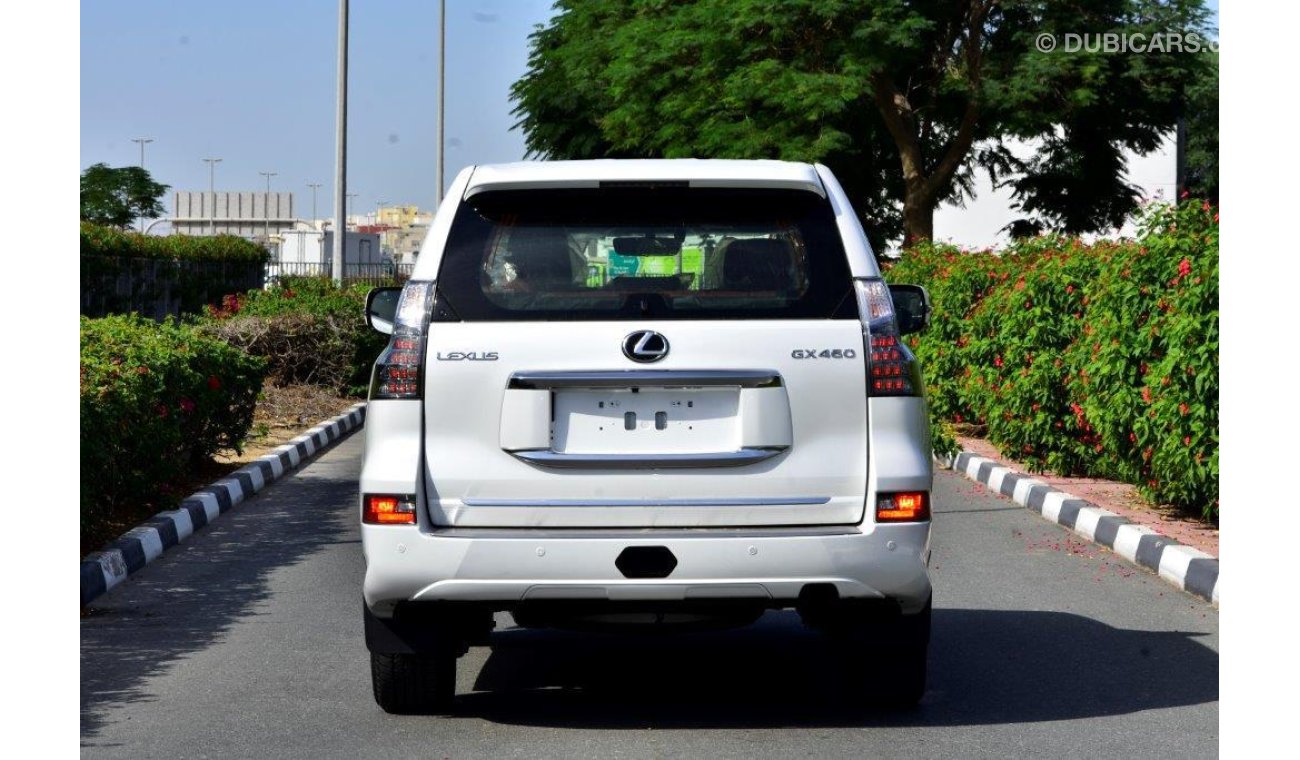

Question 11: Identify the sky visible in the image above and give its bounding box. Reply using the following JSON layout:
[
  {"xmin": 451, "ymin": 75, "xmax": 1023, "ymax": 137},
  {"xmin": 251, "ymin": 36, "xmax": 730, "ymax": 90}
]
[
  {"xmin": 81, "ymin": 0, "xmax": 557, "ymax": 220},
  {"xmin": 81, "ymin": 0, "xmax": 1218, "ymax": 224}
]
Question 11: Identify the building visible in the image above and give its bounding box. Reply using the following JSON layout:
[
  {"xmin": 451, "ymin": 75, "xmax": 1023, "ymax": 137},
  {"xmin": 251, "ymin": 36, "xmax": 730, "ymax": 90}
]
[
  {"xmin": 274, "ymin": 228, "xmax": 385, "ymax": 277},
  {"xmin": 171, "ymin": 191, "xmax": 299, "ymax": 240}
]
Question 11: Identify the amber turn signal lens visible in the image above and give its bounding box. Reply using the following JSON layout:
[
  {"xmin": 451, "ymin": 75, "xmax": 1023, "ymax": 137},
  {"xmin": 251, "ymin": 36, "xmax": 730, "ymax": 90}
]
[
  {"xmin": 876, "ymin": 491, "xmax": 929, "ymax": 522},
  {"xmin": 363, "ymin": 494, "xmax": 417, "ymax": 525}
]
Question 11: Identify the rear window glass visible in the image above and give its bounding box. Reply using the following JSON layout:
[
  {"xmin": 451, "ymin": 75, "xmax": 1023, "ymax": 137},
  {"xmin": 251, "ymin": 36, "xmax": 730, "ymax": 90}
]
[{"xmin": 434, "ymin": 187, "xmax": 855, "ymax": 320}]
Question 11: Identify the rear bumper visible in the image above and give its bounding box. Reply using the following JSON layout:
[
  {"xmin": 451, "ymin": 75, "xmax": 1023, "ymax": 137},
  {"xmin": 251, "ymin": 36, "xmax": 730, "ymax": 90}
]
[{"xmin": 362, "ymin": 522, "xmax": 932, "ymax": 617}]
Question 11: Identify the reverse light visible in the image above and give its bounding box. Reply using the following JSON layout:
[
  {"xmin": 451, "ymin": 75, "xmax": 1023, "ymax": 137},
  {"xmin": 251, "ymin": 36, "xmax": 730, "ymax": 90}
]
[
  {"xmin": 876, "ymin": 491, "xmax": 930, "ymax": 522},
  {"xmin": 370, "ymin": 282, "xmax": 436, "ymax": 400},
  {"xmin": 855, "ymin": 278, "xmax": 922, "ymax": 397},
  {"xmin": 363, "ymin": 494, "xmax": 417, "ymax": 525}
]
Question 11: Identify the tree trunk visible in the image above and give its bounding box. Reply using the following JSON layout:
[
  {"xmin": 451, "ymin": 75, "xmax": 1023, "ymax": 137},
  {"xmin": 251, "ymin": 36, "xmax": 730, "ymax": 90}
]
[{"xmin": 901, "ymin": 193, "xmax": 935, "ymax": 248}]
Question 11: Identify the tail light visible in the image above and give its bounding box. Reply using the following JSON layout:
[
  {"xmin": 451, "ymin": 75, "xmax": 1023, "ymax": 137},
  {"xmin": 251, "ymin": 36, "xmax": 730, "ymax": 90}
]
[
  {"xmin": 370, "ymin": 282, "xmax": 436, "ymax": 400},
  {"xmin": 876, "ymin": 491, "xmax": 929, "ymax": 522},
  {"xmin": 855, "ymin": 278, "xmax": 923, "ymax": 397},
  {"xmin": 363, "ymin": 494, "xmax": 417, "ymax": 525}
]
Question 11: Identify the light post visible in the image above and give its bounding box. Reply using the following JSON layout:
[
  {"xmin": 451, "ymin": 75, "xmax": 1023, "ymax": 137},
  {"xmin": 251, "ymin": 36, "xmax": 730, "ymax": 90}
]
[
  {"xmin": 436, "ymin": 0, "xmax": 445, "ymax": 209},
  {"xmin": 333, "ymin": 0, "xmax": 349, "ymax": 285},
  {"xmin": 202, "ymin": 157, "xmax": 222, "ymax": 235},
  {"xmin": 132, "ymin": 137, "xmax": 155, "ymax": 231},
  {"xmin": 260, "ymin": 171, "xmax": 278, "ymax": 239},
  {"xmin": 307, "ymin": 182, "xmax": 322, "ymax": 226}
]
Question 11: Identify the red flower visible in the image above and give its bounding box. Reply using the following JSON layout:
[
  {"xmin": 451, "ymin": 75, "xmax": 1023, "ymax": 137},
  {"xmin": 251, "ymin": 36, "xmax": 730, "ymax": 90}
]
[
  {"xmin": 1141, "ymin": 387, "xmax": 1152, "ymax": 403},
  {"xmin": 1179, "ymin": 403, "xmax": 1189, "ymax": 416},
  {"xmin": 1094, "ymin": 443, "xmax": 1103, "ymax": 453},
  {"xmin": 994, "ymin": 355, "xmax": 1004, "ymax": 368},
  {"xmin": 155, "ymin": 403, "xmax": 169, "ymax": 419},
  {"xmin": 1178, "ymin": 258, "xmax": 1192, "ymax": 277},
  {"xmin": 1183, "ymin": 436, "xmax": 1192, "ymax": 446},
  {"xmin": 1129, "ymin": 432, "xmax": 1137, "ymax": 443},
  {"xmin": 1201, "ymin": 201, "xmax": 1211, "ymax": 212},
  {"xmin": 1065, "ymin": 285, "xmax": 1074, "ymax": 294},
  {"xmin": 1180, "ymin": 190, "xmax": 1189, "ymax": 199},
  {"xmin": 208, "ymin": 375, "xmax": 222, "ymax": 391},
  {"xmin": 135, "ymin": 366, "xmax": 149, "ymax": 375},
  {"xmin": 179, "ymin": 398, "xmax": 196, "ymax": 414}
]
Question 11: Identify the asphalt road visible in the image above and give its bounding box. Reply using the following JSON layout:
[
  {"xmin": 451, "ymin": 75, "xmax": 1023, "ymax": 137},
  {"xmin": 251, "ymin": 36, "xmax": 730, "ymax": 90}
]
[{"xmin": 81, "ymin": 434, "xmax": 1218, "ymax": 759}]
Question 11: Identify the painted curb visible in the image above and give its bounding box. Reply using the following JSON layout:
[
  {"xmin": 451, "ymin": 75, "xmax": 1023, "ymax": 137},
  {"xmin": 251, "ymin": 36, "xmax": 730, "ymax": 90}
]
[
  {"xmin": 80, "ymin": 402, "xmax": 367, "ymax": 607},
  {"xmin": 938, "ymin": 451, "xmax": 1219, "ymax": 606}
]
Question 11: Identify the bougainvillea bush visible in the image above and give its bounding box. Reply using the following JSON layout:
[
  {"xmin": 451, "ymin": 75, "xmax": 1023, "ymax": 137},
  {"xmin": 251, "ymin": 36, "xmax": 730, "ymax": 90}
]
[
  {"xmin": 199, "ymin": 276, "xmax": 387, "ymax": 397},
  {"xmin": 886, "ymin": 199, "xmax": 1218, "ymax": 520},
  {"xmin": 80, "ymin": 315, "xmax": 266, "ymax": 544}
]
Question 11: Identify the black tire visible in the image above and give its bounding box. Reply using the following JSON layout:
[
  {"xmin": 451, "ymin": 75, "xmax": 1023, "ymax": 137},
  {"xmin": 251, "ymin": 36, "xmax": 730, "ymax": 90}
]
[
  {"xmin": 370, "ymin": 650, "xmax": 456, "ymax": 715},
  {"xmin": 820, "ymin": 597, "xmax": 931, "ymax": 708},
  {"xmin": 874, "ymin": 599, "xmax": 930, "ymax": 708}
]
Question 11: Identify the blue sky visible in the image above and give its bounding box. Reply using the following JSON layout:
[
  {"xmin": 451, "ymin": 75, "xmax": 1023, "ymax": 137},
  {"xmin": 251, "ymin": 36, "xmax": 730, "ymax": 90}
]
[
  {"xmin": 81, "ymin": 0, "xmax": 1218, "ymax": 220},
  {"xmin": 81, "ymin": 0, "xmax": 556, "ymax": 218}
]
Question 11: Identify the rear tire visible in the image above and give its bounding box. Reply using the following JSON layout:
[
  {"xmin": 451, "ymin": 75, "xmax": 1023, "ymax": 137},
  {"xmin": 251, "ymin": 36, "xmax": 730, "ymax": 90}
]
[
  {"xmin": 820, "ymin": 597, "xmax": 931, "ymax": 708},
  {"xmin": 370, "ymin": 650, "xmax": 456, "ymax": 715}
]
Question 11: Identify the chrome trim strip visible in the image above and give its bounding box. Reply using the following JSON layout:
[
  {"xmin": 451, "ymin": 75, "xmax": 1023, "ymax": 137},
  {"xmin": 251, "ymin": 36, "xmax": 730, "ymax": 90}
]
[
  {"xmin": 508, "ymin": 369, "xmax": 782, "ymax": 389},
  {"xmin": 426, "ymin": 525, "xmax": 861, "ymax": 539},
  {"xmin": 462, "ymin": 496, "xmax": 830, "ymax": 507},
  {"xmin": 512, "ymin": 447, "xmax": 786, "ymax": 469}
]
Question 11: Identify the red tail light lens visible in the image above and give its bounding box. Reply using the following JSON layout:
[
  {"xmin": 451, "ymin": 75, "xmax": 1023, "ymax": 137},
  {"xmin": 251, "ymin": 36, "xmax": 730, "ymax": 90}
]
[
  {"xmin": 855, "ymin": 279, "xmax": 922, "ymax": 397},
  {"xmin": 876, "ymin": 491, "xmax": 929, "ymax": 522},
  {"xmin": 363, "ymin": 494, "xmax": 417, "ymax": 525},
  {"xmin": 370, "ymin": 282, "xmax": 435, "ymax": 400}
]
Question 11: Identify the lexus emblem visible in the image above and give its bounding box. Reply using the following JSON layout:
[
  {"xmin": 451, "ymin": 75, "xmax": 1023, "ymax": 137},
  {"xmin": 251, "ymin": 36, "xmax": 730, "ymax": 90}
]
[{"xmin": 622, "ymin": 330, "xmax": 669, "ymax": 363}]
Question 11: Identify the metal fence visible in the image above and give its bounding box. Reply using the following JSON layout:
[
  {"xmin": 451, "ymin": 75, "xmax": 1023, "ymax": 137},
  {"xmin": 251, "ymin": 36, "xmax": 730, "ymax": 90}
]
[
  {"xmin": 264, "ymin": 261, "xmax": 415, "ymax": 287},
  {"xmin": 81, "ymin": 255, "xmax": 266, "ymax": 320},
  {"xmin": 81, "ymin": 256, "xmax": 418, "ymax": 320}
]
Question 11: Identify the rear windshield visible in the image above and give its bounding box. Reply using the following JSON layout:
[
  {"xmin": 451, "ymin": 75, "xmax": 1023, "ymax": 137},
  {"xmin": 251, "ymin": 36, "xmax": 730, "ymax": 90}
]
[{"xmin": 434, "ymin": 187, "xmax": 855, "ymax": 321}]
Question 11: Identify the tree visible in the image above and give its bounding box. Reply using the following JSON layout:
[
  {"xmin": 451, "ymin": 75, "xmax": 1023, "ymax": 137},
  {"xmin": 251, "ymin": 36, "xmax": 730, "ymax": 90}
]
[
  {"xmin": 1181, "ymin": 50, "xmax": 1217, "ymax": 202},
  {"xmin": 511, "ymin": 0, "xmax": 1212, "ymax": 250},
  {"xmin": 80, "ymin": 163, "xmax": 169, "ymax": 229}
]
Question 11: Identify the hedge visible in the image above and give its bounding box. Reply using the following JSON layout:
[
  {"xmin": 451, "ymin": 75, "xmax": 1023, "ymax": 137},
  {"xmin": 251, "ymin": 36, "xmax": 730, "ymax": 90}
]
[
  {"xmin": 81, "ymin": 221, "xmax": 270, "ymax": 262},
  {"xmin": 885, "ymin": 200, "xmax": 1218, "ymax": 520},
  {"xmin": 199, "ymin": 276, "xmax": 388, "ymax": 397},
  {"xmin": 80, "ymin": 315, "xmax": 267, "ymax": 542}
]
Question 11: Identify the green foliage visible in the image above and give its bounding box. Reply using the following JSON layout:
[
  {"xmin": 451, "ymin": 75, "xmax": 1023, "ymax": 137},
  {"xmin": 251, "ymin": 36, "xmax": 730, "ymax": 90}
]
[
  {"xmin": 512, "ymin": 0, "xmax": 1213, "ymax": 247},
  {"xmin": 80, "ymin": 316, "xmax": 266, "ymax": 541},
  {"xmin": 80, "ymin": 163, "xmax": 170, "ymax": 228},
  {"xmin": 887, "ymin": 200, "xmax": 1218, "ymax": 519},
  {"xmin": 81, "ymin": 223, "xmax": 271, "ymax": 319},
  {"xmin": 199, "ymin": 277, "xmax": 387, "ymax": 397},
  {"xmin": 1183, "ymin": 50, "xmax": 1218, "ymax": 201},
  {"xmin": 81, "ymin": 222, "xmax": 270, "ymax": 262}
]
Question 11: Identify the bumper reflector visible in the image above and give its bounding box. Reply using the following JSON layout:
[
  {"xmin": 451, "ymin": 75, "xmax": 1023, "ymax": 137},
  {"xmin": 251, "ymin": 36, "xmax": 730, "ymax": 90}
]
[
  {"xmin": 364, "ymin": 494, "xmax": 417, "ymax": 525},
  {"xmin": 876, "ymin": 491, "xmax": 929, "ymax": 522}
]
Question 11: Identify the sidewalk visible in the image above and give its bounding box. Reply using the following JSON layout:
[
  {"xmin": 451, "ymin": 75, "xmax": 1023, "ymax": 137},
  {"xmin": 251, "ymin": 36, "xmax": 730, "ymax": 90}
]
[{"xmin": 956, "ymin": 435, "xmax": 1218, "ymax": 558}]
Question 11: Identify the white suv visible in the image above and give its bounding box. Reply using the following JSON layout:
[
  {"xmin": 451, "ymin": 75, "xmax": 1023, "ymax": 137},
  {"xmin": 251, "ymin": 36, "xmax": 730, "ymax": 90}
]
[{"xmin": 360, "ymin": 159, "xmax": 934, "ymax": 714}]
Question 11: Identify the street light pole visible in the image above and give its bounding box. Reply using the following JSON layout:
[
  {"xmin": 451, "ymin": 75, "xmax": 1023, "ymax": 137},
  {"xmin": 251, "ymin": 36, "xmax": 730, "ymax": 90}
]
[
  {"xmin": 259, "ymin": 171, "xmax": 278, "ymax": 239},
  {"xmin": 332, "ymin": 0, "xmax": 349, "ymax": 285},
  {"xmin": 202, "ymin": 157, "xmax": 222, "ymax": 235},
  {"xmin": 307, "ymin": 182, "xmax": 322, "ymax": 226},
  {"xmin": 436, "ymin": 0, "xmax": 445, "ymax": 210},
  {"xmin": 132, "ymin": 137, "xmax": 155, "ymax": 231}
]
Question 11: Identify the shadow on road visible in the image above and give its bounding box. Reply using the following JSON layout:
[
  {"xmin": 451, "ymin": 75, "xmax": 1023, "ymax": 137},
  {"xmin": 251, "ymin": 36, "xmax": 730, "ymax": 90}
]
[
  {"xmin": 80, "ymin": 468, "xmax": 359, "ymax": 741},
  {"xmin": 462, "ymin": 607, "xmax": 1217, "ymax": 728}
]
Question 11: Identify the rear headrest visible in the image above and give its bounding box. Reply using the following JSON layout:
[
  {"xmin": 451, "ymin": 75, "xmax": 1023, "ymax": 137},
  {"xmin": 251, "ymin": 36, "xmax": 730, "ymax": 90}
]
[
  {"xmin": 722, "ymin": 238, "xmax": 793, "ymax": 291},
  {"xmin": 509, "ymin": 227, "xmax": 573, "ymax": 284}
]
